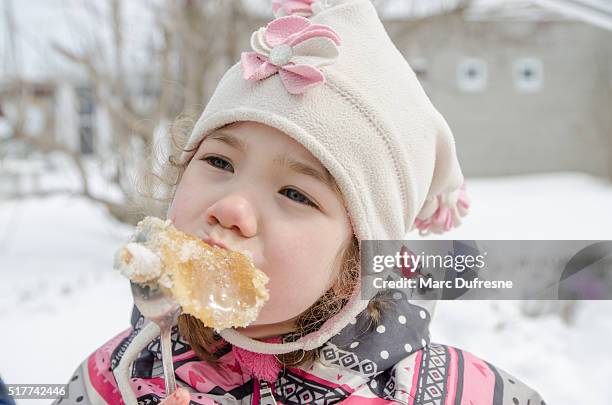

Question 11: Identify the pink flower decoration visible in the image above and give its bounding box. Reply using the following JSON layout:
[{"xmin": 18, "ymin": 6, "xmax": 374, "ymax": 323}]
[
  {"xmin": 272, "ymin": 0, "xmax": 321, "ymax": 17},
  {"xmin": 240, "ymin": 15, "xmax": 341, "ymax": 95}
]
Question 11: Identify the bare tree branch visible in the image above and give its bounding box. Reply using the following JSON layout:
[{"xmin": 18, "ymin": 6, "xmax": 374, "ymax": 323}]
[{"xmin": 3, "ymin": 0, "xmax": 279, "ymax": 223}]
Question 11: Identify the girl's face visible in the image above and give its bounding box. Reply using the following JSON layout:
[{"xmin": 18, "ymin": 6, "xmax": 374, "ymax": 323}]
[{"xmin": 168, "ymin": 121, "xmax": 353, "ymax": 339}]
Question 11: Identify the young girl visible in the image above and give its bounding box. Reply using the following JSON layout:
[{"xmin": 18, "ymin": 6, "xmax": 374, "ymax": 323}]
[{"xmin": 56, "ymin": 1, "xmax": 545, "ymax": 404}]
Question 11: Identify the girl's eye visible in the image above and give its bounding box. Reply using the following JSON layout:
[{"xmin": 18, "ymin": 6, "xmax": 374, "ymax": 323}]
[
  {"xmin": 280, "ymin": 188, "xmax": 318, "ymax": 208},
  {"xmin": 202, "ymin": 156, "xmax": 234, "ymax": 172}
]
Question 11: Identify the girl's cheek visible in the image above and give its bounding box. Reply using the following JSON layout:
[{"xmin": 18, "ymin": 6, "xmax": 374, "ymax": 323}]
[
  {"xmin": 171, "ymin": 176, "xmax": 210, "ymax": 225},
  {"xmin": 266, "ymin": 245, "xmax": 314, "ymax": 281},
  {"xmin": 168, "ymin": 195, "xmax": 190, "ymax": 227},
  {"xmin": 270, "ymin": 249, "xmax": 330, "ymax": 299},
  {"xmin": 267, "ymin": 226, "xmax": 337, "ymax": 278}
]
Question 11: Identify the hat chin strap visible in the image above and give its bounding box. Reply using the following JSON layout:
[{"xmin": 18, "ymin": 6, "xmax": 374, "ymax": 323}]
[
  {"xmin": 219, "ymin": 290, "xmax": 370, "ymax": 355},
  {"xmin": 116, "ymin": 322, "xmax": 161, "ymax": 405}
]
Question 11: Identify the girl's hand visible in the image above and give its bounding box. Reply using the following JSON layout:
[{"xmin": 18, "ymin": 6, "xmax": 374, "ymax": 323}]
[{"xmin": 159, "ymin": 387, "xmax": 191, "ymax": 405}]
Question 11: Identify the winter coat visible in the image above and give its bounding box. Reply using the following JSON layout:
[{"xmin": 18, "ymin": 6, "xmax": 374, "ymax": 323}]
[
  {"xmin": 0, "ymin": 377, "xmax": 16, "ymax": 405},
  {"xmin": 54, "ymin": 290, "xmax": 546, "ymax": 405}
]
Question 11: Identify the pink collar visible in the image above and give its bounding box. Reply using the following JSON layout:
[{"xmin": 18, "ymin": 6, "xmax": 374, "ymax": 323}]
[{"xmin": 231, "ymin": 336, "xmax": 283, "ymax": 384}]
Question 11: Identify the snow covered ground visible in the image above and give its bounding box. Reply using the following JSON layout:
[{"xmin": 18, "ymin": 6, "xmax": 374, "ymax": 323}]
[{"xmin": 1, "ymin": 172, "xmax": 611, "ymax": 404}]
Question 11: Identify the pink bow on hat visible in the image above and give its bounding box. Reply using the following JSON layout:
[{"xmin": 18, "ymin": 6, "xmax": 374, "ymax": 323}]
[
  {"xmin": 272, "ymin": 0, "xmax": 319, "ymax": 17},
  {"xmin": 241, "ymin": 15, "xmax": 341, "ymax": 95}
]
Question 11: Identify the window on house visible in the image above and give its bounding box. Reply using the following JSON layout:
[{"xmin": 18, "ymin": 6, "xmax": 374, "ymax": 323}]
[
  {"xmin": 77, "ymin": 86, "xmax": 96, "ymax": 155},
  {"xmin": 513, "ymin": 58, "xmax": 543, "ymax": 93},
  {"xmin": 32, "ymin": 83, "xmax": 54, "ymax": 98},
  {"xmin": 457, "ymin": 58, "xmax": 487, "ymax": 92},
  {"xmin": 79, "ymin": 124, "xmax": 94, "ymax": 155}
]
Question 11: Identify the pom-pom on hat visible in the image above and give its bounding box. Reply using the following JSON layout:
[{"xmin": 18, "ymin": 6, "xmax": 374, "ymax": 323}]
[{"xmin": 171, "ymin": 0, "xmax": 470, "ymax": 354}]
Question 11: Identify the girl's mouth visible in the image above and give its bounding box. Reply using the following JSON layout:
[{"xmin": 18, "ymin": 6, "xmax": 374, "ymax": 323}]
[
  {"xmin": 193, "ymin": 229, "xmax": 228, "ymax": 250},
  {"xmin": 194, "ymin": 229, "xmax": 259, "ymax": 266},
  {"xmin": 202, "ymin": 237, "xmax": 228, "ymax": 250}
]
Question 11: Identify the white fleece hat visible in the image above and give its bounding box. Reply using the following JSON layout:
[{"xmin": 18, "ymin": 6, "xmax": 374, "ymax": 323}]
[{"xmin": 170, "ymin": 0, "xmax": 470, "ymax": 355}]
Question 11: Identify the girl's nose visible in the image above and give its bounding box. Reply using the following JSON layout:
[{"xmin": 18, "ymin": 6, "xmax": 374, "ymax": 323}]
[{"xmin": 205, "ymin": 194, "xmax": 258, "ymax": 238}]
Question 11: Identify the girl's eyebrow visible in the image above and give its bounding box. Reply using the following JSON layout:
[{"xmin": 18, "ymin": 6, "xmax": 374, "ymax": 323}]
[
  {"xmin": 273, "ymin": 155, "xmax": 336, "ymax": 192},
  {"xmin": 207, "ymin": 131, "xmax": 247, "ymax": 153},
  {"xmin": 207, "ymin": 130, "xmax": 337, "ymax": 192}
]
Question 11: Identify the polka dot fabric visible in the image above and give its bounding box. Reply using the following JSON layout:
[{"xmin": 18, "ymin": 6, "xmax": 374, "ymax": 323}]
[{"xmin": 319, "ymin": 289, "xmax": 431, "ymax": 377}]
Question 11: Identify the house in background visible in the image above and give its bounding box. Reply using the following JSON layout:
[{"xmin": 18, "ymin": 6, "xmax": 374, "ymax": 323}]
[
  {"xmin": 0, "ymin": 0, "xmax": 161, "ymax": 195},
  {"xmin": 383, "ymin": 0, "xmax": 612, "ymax": 178},
  {"xmin": 2, "ymin": 0, "xmax": 611, "ymax": 183},
  {"xmin": 0, "ymin": 0, "xmax": 100, "ymax": 175}
]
